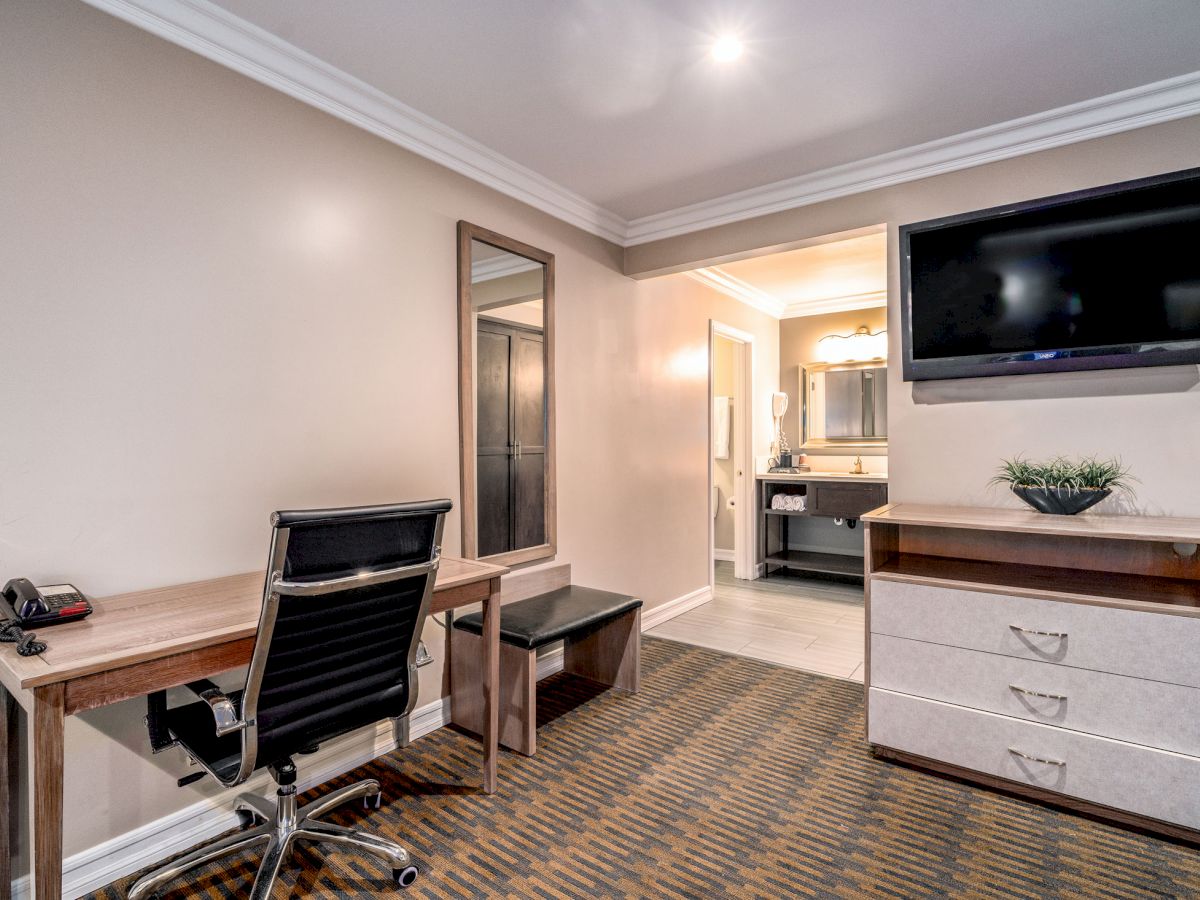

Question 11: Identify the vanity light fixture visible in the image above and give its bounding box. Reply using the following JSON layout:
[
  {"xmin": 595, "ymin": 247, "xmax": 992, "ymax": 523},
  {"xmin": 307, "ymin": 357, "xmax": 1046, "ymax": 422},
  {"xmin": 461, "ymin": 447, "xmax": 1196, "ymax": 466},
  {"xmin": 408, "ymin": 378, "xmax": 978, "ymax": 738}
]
[
  {"xmin": 817, "ymin": 326, "xmax": 887, "ymax": 364},
  {"xmin": 711, "ymin": 34, "xmax": 743, "ymax": 62}
]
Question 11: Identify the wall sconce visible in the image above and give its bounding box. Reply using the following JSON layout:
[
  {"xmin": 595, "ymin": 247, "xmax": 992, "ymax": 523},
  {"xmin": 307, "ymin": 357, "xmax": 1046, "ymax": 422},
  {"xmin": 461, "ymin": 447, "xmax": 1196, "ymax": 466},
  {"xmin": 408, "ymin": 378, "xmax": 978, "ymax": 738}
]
[{"xmin": 816, "ymin": 326, "xmax": 887, "ymax": 364}]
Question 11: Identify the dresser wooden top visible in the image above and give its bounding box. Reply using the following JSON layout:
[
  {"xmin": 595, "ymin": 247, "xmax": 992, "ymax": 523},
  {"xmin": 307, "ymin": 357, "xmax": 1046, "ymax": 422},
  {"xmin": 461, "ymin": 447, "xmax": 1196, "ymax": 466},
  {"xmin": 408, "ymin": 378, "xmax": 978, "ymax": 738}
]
[{"xmin": 863, "ymin": 503, "xmax": 1200, "ymax": 544}]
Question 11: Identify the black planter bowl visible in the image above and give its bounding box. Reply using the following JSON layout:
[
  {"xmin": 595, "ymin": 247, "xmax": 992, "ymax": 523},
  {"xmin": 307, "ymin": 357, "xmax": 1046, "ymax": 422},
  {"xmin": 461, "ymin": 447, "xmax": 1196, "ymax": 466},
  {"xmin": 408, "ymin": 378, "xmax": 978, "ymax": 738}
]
[{"xmin": 1011, "ymin": 485, "xmax": 1111, "ymax": 515}]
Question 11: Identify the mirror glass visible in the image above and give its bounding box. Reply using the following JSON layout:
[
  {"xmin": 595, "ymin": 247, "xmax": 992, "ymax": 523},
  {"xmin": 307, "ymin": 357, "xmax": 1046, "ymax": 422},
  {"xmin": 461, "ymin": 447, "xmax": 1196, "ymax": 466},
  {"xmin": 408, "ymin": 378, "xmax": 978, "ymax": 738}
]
[
  {"xmin": 802, "ymin": 364, "xmax": 887, "ymax": 446},
  {"xmin": 459, "ymin": 225, "xmax": 555, "ymax": 564}
]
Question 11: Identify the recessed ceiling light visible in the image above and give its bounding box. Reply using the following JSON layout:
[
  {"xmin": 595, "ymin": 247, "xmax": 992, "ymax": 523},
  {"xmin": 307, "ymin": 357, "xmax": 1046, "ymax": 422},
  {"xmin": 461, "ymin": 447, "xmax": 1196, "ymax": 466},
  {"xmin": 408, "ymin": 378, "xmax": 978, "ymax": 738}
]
[{"xmin": 711, "ymin": 35, "xmax": 743, "ymax": 63}]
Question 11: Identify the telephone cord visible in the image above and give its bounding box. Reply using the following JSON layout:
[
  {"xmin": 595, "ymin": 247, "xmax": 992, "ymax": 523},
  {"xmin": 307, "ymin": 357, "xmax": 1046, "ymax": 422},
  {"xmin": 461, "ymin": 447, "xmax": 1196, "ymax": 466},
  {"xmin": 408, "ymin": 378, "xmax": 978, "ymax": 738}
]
[{"xmin": 0, "ymin": 619, "xmax": 47, "ymax": 656}]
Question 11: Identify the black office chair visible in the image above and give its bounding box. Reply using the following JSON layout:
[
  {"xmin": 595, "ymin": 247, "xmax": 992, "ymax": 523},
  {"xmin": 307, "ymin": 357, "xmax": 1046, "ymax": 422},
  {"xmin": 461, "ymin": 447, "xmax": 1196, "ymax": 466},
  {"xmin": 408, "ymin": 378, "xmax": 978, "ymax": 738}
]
[{"xmin": 129, "ymin": 500, "xmax": 451, "ymax": 900}]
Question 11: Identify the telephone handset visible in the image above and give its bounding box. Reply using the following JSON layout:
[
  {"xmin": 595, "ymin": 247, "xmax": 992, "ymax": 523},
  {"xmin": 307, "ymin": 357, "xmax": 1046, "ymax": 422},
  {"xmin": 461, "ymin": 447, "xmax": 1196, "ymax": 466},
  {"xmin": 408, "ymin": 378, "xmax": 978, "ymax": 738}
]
[{"xmin": 1, "ymin": 579, "xmax": 93, "ymax": 628}]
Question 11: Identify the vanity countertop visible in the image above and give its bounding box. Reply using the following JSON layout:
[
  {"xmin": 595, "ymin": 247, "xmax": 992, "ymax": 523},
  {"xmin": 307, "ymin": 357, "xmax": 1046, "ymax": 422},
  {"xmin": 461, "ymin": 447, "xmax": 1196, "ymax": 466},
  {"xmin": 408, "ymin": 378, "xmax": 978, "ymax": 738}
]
[{"xmin": 757, "ymin": 471, "xmax": 888, "ymax": 484}]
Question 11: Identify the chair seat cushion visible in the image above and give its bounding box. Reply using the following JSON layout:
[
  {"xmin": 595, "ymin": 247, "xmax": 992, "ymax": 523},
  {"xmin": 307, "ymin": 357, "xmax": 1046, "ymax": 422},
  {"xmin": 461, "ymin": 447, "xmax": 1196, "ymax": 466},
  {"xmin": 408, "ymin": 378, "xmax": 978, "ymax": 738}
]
[
  {"xmin": 453, "ymin": 586, "xmax": 642, "ymax": 651},
  {"xmin": 166, "ymin": 691, "xmax": 245, "ymax": 783}
]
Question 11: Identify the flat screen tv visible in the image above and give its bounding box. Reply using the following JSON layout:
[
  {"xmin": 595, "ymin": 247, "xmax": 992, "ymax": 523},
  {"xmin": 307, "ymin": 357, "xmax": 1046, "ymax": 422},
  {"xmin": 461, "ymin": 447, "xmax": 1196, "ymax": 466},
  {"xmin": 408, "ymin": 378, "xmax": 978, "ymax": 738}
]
[{"xmin": 899, "ymin": 167, "xmax": 1200, "ymax": 381}]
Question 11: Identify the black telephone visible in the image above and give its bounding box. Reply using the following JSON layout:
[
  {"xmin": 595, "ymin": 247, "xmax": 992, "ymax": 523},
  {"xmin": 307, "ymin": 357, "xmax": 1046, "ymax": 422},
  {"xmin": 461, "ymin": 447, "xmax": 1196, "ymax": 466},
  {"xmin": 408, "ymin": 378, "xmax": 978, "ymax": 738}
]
[{"xmin": 2, "ymin": 578, "xmax": 93, "ymax": 628}]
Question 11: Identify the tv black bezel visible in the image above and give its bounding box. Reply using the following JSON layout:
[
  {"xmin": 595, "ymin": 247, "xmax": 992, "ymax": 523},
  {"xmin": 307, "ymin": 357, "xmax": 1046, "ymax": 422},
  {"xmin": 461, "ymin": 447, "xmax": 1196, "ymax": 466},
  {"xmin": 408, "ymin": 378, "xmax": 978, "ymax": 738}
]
[{"xmin": 898, "ymin": 166, "xmax": 1200, "ymax": 382}]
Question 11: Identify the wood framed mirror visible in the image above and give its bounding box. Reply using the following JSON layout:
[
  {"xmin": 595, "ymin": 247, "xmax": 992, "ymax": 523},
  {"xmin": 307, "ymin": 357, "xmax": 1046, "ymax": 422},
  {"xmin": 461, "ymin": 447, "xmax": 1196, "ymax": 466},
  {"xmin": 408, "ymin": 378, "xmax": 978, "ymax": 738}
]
[
  {"xmin": 457, "ymin": 221, "xmax": 556, "ymax": 565},
  {"xmin": 800, "ymin": 360, "xmax": 888, "ymax": 450}
]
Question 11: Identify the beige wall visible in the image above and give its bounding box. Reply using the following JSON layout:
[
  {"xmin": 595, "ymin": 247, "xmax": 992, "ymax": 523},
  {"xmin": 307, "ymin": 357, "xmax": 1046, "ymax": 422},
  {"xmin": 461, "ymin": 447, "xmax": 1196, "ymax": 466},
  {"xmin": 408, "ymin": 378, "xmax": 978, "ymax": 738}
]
[
  {"xmin": 779, "ymin": 307, "xmax": 888, "ymax": 457},
  {"xmin": 630, "ymin": 116, "xmax": 1200, "ymax": 515},
  {"xmin": 713, "ymin": 336, "xmax": 736, "ymax": 552},
  {"xmin": 567, "ymin": 275, "xmax": 781, "ymax": 587},
  {"xmin": 1, "ymin": 0, "xmax": 778, "ymax": 863}
]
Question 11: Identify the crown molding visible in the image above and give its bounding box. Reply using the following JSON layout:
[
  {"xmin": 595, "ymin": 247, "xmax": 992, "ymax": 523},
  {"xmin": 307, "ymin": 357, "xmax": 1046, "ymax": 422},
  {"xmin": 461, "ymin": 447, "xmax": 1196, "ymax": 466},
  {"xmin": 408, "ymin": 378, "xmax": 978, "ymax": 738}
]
[
  {"xmin": 81, "ymin": 0, "xmax": 628, "ymax": 245},
  {"xmin": 79, "ymin": 1, "xmax": 1200, "ymax": 252},
  {"xmin": 685, "ymin": 267, "xmax": 786, "ymax": 318},
  {"xmin": 470, "ymin": 254, "xmax": 542, "ymax": 282},
  {"xmin": 689, "ymin": 268, "xmax": 887, "ymax": 320},
  {"xmin": 781, "ymin": 290, "xmax": 888, "ymax": 319},
  {"xmin": 624, "ymin": 71, "xmax": 1200, "ymax": 246}
]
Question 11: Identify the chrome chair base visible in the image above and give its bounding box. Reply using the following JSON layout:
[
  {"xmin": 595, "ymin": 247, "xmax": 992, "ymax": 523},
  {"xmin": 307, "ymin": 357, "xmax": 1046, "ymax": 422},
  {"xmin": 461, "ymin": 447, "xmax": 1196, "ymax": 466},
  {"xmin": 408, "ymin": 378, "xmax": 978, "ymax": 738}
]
[{"xmin": 127, "ymin": 778, "xmax": 418, "ymax": 900}]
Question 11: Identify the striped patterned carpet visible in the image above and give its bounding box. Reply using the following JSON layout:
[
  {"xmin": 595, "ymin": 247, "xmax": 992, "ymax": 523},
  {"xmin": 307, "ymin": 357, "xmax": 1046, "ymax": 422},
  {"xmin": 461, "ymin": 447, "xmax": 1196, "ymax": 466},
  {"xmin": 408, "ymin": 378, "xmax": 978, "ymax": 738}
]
[{"xmin": 87, "ymin": 638, "xmax": 1200, "ymax": 899}]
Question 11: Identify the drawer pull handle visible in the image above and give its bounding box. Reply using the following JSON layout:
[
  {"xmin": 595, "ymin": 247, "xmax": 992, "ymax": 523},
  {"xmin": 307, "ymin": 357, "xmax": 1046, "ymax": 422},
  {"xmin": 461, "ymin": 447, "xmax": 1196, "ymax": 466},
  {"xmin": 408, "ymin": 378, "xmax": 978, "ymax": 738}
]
[
  {"xmin": 1009, "ymin": 625, "xmax": 1068, "ymax": 639},
  {"xmin": 1009, "ymin": 684, "xmax": 1068, "ymax": 701},
  {"xmin": 1009, "ymin": 747, "xmax": 1066, "ymax": 767}
]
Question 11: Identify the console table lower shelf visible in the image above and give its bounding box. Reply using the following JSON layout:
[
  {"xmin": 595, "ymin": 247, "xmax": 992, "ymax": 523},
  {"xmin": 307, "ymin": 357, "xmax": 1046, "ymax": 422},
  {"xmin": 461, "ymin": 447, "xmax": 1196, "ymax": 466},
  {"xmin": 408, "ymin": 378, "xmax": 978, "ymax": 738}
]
[
  {"xmin": 763, "ymin": 549, "xmax": 864, "ymax": 578},
  {"xmin": 862, "ymin": 502, "xmax": 1200, "ymax": 845}
]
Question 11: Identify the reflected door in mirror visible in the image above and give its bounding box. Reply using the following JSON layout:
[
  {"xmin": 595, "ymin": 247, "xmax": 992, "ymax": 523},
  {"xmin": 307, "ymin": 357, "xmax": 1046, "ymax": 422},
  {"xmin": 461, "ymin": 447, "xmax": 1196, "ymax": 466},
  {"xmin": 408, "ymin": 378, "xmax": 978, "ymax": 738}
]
[
  {"xmin": 475, "ymin": 320, "xmax": 545, "ymax": 556},
  {"xmin": 823, "ymin": 367, "xmax": 887, "ymax": 439}
]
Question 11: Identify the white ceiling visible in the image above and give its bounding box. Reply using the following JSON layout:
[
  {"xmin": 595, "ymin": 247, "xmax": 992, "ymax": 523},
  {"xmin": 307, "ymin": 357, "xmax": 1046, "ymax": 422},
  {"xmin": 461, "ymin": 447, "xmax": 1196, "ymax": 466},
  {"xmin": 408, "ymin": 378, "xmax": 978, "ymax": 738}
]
[{"xmin": 92, "ymin": 0, "xmax": 1200, "ymax": 245}]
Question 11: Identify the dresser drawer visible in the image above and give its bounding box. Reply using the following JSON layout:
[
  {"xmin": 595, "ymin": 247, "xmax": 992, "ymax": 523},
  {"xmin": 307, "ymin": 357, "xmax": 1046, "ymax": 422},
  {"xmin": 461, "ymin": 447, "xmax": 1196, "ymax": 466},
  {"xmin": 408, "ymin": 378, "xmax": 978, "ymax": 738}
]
[
  {"xmin": 871, "ymin": 633, "xmax": 1200, "ymax": 756},
  {"xmin": 869, "ymin": 578, "xmax": 1200, "ymax": 688},
  {"xmin": 869, "ymin": 688, "xmax": 1200, "ymax": 830}
]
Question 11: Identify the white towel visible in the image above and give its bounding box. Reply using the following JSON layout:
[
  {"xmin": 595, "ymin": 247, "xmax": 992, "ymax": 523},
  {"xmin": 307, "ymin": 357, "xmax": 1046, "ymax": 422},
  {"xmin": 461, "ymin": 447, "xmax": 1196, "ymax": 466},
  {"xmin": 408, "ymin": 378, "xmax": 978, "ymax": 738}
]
[
  {"xmin": 713, "ymin": 396, "xmax": 731, "ymax": 459},
  {"xmin": 771, "ymin": 494, "xmax": 805, "ymax": 512}
]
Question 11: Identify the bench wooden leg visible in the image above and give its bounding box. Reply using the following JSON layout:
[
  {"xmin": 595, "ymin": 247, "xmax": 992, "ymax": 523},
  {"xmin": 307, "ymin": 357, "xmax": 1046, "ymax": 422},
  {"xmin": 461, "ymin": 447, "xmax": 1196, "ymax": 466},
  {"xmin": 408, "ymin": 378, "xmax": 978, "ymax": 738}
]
[
  {"xmin": 563, "ymin": 608, "xmax": 641, "ymax": 693},
  {"xmin": 450, "ymin": 629, "xmax": 537, "ymax": 756}
]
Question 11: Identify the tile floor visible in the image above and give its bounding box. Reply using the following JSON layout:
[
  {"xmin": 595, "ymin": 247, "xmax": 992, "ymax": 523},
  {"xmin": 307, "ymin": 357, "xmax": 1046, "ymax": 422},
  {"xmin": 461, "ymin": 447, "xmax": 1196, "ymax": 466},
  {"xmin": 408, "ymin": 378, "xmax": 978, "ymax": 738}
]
[{"xmin": 647, "ymin": 561, "xmax": 865, "ymax": 681}]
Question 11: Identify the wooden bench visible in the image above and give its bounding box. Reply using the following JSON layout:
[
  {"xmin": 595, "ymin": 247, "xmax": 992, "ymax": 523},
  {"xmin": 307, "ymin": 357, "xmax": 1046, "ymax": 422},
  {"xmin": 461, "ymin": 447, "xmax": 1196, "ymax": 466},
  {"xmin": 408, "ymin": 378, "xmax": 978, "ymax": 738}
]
[{"xmin": 449, "ymin": 566, "xmax": 642, "ymax": 755}]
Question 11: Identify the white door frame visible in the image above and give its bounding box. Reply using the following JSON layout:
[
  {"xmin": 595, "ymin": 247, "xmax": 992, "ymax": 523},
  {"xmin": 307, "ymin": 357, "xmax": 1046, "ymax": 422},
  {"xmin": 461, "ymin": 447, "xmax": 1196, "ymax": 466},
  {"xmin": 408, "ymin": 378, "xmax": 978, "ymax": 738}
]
[{"xmin": 709, "ymin": 320, "xmax": 757, "ymax": 588}]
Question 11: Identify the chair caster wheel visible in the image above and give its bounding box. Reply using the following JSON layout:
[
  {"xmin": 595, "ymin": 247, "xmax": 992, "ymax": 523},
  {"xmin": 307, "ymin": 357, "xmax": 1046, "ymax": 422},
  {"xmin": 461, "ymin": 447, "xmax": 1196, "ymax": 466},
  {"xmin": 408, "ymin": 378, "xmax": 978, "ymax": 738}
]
[
  {"xmin": 394, "ymin": 865, "xmax": 419, "ymax": 888},
  {"xmin": 364, "ymin": 792, "xmax": 382, "ymax": 809}
]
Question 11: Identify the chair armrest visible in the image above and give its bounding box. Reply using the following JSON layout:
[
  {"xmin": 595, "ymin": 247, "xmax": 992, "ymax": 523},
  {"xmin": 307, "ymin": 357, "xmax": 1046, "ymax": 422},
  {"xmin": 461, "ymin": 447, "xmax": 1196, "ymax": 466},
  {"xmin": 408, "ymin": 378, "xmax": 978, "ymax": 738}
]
[{"xmin": 185, "ymin": 679, "xmax": 247, "ymax": 737}]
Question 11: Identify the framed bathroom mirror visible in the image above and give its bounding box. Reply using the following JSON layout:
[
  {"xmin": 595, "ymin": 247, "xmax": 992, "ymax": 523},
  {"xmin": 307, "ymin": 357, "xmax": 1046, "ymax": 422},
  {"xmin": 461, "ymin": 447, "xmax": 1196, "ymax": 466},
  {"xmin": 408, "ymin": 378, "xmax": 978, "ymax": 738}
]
[
  {"xmin": 457, "ymin": 221, "xmax": 556, "ymax": 565},
  {"xmin": 800, "ymin": 362, "xmax": 888, "ymax": 449}
]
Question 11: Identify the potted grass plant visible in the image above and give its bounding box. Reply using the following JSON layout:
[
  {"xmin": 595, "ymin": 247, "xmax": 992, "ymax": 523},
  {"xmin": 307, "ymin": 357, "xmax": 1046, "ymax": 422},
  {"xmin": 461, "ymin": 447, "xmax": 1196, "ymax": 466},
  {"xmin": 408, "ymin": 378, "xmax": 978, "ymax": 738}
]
[{"xmin": 991, "ymin": 455, "xmax": 1135, "ymax": 515}]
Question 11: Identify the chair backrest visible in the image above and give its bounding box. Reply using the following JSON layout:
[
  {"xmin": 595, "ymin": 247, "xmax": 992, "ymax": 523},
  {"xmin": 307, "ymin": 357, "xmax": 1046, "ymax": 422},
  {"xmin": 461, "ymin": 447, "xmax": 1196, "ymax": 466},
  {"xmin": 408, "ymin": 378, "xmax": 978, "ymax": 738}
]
[{"xmin": 239, "ymin": 500, "xmax": 450, "ymax": 775}]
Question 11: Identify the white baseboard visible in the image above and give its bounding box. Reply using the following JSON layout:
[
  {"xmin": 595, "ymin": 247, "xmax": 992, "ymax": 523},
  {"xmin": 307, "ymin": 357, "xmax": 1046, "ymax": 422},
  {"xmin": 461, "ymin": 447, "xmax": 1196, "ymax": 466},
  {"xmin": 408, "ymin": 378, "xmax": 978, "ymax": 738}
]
[
  {"xmin": 13, "ymin": 697, "xmax": 452, "ymax": 900},
  {"xmin": 19, "ymin": 582, "xmax": 710, "ymax": 898},
  {"xmin": 712, "ymin": 548, "xmax": 735, "ymax": 562},
  {"xmin": 536, "ymin": 645, "xmax": 564, "ymax": 680},
  {"xmin": 641, "ymin": 585, "xmax": 713, "ymax": 631}
]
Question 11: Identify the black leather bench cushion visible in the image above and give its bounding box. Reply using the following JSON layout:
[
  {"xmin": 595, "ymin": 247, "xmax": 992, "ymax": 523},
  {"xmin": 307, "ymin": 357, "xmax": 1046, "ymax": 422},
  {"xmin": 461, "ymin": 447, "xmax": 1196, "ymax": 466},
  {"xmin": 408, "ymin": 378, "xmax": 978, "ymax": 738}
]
[{"xmin": 453, "ymin": 586, "xmax": 642, "ymax": 651}]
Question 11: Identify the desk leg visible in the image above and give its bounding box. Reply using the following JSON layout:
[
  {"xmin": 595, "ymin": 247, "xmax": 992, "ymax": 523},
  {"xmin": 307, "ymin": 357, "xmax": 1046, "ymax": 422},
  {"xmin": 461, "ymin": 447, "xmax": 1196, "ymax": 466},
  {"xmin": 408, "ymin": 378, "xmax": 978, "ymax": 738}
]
[
  {"xmin": 481, "ymin": 577, "xmax": 501, "ymax": 794},
  {"xmin": 27, "ymin": 685, "xmax": 64, "ymax": 900},
  {"xmin": 0, "ymin": 685, "xmax": 11, "ymax": 900}
]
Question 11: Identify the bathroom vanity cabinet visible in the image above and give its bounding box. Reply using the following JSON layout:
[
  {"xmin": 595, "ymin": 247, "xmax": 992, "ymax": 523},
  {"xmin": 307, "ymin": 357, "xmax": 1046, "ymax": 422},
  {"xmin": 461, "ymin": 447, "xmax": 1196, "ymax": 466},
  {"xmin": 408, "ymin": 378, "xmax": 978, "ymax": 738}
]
[{"xmin": 758, "ymin": 473, "xmax": 888, "ymax": 579}]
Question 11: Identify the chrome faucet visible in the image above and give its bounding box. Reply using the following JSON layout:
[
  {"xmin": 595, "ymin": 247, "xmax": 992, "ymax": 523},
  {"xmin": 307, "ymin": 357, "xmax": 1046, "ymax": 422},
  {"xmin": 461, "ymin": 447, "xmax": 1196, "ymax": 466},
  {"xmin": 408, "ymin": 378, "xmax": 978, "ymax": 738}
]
[{"xmin": 850, "ymin": 455, "xmax": 863, "ymax": 475}]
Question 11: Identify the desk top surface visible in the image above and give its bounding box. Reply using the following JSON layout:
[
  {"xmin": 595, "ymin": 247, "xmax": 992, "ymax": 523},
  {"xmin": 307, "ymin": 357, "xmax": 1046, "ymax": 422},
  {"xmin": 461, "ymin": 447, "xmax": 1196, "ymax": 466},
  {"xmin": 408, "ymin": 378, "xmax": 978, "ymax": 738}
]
[{"xmin": 0, "ymin": 555, "xmax": 506, "ymax": 691}]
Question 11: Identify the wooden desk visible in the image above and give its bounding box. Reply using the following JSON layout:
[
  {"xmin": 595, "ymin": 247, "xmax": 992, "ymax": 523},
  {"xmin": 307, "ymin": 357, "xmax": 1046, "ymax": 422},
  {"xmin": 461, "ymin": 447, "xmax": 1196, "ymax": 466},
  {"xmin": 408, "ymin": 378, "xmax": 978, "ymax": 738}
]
[{"xmin": 0, "ymin": 555, "xmax": 506, "ymax": 900}]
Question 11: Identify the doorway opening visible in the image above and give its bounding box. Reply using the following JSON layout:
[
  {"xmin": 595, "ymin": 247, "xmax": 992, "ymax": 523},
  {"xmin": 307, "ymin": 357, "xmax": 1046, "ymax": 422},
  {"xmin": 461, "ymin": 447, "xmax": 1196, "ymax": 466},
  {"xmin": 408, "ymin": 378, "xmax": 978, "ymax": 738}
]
[
  {"xmin": 652, "ymin": 230, "xmax": 889, "ymax": 682},
  {"xmin": 709, "ymin": 321, "xmax": 756, "ymax": 588}
]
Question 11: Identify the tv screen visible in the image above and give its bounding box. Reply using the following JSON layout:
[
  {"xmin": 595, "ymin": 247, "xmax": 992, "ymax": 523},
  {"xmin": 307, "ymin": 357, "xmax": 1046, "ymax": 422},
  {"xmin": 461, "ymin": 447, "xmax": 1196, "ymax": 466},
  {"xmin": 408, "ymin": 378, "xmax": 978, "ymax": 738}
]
[{"xmin": 900, "ymin": 167, "xmax": 1200, "ymax": 381}]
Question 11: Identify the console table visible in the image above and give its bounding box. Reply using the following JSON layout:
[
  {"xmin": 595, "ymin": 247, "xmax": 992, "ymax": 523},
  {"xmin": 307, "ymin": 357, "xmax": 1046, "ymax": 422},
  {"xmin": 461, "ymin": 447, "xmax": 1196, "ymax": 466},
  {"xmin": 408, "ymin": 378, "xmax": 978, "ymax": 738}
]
[
  {"xmin": 863, "ymin": 503, "xmax": 1200, "ymax": 842},
  {"xmin": 758, "ymin": 473, "xmax": 887, "ymax": 579}
]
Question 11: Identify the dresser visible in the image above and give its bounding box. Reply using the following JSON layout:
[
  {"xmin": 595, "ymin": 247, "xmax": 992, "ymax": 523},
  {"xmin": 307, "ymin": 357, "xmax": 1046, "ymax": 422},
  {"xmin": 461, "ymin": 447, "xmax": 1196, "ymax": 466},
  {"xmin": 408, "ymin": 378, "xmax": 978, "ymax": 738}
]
[{"xmin": 862, "ymin": 503, "xmax": 1200, "ymax": 842}]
